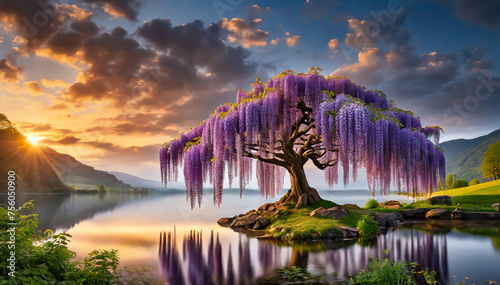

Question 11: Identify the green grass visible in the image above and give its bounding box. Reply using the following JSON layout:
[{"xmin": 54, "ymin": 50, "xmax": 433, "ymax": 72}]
[
  {"xmin": 423, "ymin": 179, "xmax": 500, "ymax": 211},
  {"xmin": 267, "ymin": 200, "xmax": 362, "ymax": 239}
]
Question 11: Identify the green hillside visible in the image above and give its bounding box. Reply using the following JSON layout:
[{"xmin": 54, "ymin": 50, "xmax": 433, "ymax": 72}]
[
  {"xmin": 432, "ymin": 180, "xmax": 500, "ymax": 208},
  {"xmin": 441, "ymin": 129, "xmax": 500, "ymax": 182},
  {"xmin": 0, "ymin": 114, "xmax": 131, "ymax": 192}
]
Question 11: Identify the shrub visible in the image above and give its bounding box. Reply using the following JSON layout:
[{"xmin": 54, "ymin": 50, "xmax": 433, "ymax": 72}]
[
  {"xmin": 351, "ymin": 252, "xmax": 437, "ymax": 284},
  {"xmin": 1, "ymin": 201, "xmax": 119, "ymax": 284},
  {"xmin": 452, "ymin": 179, "xmax": 469, "ymax": 189},
  {"xmin": 357, "ymin": 214, "xmax": 379, "ymax": 237},
  {"xmin": 470, "ymin": 178, "xmax": 480, "ymax": 185},
  {"xmin": 365, "ymin": 199, "xmax": 379, "ymax": 209}
]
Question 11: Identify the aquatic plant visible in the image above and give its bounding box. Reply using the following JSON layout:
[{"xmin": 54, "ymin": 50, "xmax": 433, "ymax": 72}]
[{"xmin": 160, "ymin": 70, "xmax": 445, "ymax": 208}]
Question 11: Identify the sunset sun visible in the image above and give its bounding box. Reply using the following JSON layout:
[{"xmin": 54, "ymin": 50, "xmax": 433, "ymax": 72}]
[{"xmin": 26, "ymin": 135, "xmax": 41, "ymax": 145}]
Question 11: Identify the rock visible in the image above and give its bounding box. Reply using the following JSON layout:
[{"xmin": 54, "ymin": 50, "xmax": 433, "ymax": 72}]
[
  {"xmin": 492, "ymin": 203, "xmax": 500, "ymax": 212},
  {"xmin": 230, "ymin": 212, "xmax": 260, "ymax": 227},
  {"xmin": 340, "ymin": 226, "xmax": 359, "ymax": 238},
  {"xmin": 217, "ymin": 217, "xmax": 234, "ymax": 226},
  {"xmin": 309, "ymin": 207, "xmax": 325, "ymax": 217},
  {"xmin": 413, "ymin": 208, "xmax": 429, "ymax": 219},
  {"xmin": 462, "ymin": 212, "xmax": 500, "ymax": 219},
  {"xmin": 343, "ymin": 204, "xmax": 361, "ymax": 210},
  {"xmin": 380, "ymin": 212, "xmax": 403, "ymax": 221},
  {"xmin": 387, "ymin": 218, "xmax": 399, "ymax": 229},
  {"xmin": 373, "ymin": 216, "xmax": 387, "ymax": 227},
  {"xmin": 380, "ymin": 200, "xmax": 403, "ymax": 209},
  {"xmin": 323, "ymin": 207, "xmax": 349, "ymax": 219},
  {"xmin": 402, "ymin": 209, "xmax": 415, "ymax": 218},
  {"xmin": 425, "ymin": 209, "xmax": 451, "ymax": 219},
  {"xmin": 451, "ymin": 210, "xmax": 465, "ymax": 219},
  {"xmin": 428, "ymin": 195, "xmax": 452, "ymax": 206},
  {"xmin": 310, "ymin": 207, "xmax": 349, "ymax": 219}
]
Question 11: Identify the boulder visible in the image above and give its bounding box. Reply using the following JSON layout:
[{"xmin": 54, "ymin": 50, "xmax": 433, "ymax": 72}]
[
  {"xmin": 323, "ymin": 207, "xmax": 349, "ymax": 219},
  {"xmin": 379, "ymin": 200, "xmax": 403, "ymax": 209},
  {"xmin": 217, "ymin": 217, "xmax": 235, "ymax": 226},
  {"xmin": 380, "ymin": 212, "xmax": 403, "ymax": 221},
  {"xmin": 343, "ymin": 204, "xmax": 361, "ymax": 210},
  {"xmin": 451, "ymin": 210, "xmax": 465, "ymax": 219},
  {"xmin": 462, "ymin": 212, "xmax": 500, "ymax": 219},
  {"xmin": 387, "ymin": 218, "xmax": 399, "ymax": 229},
  {"xmin": 310, "ymin": 207, "xmax": 349, "ymax": 219},
  {"xmin": 230, "ymin": 212, "xmax": 260, "ymax": 227},
  {"xmin": 402, "ymin": 209, "xmax": 415, "ymax": 218},
  {"xmin": 340, "ymin": 226, "xmax": 359, "ymax": 238},
  {"xmin": 492, "ymin": 203, "xmax": 500, "ymax": 212},
  {"xmin": 428, "ymin": 195, "xmax": 452, "ymax": 206},
  {"xmin": 425, "ymin": 209, "xmax": 451, "ymax": 220},
  {"xmin": 309, "ymin": 207, "xmax": 325, "ymax": 217},
  {"xmin": 413, "ymin": 208, "xmax": 430, "ymax": 219},
  {"xmin": 373, "ymin": 216, "xmax": 387, "ymax": 227}
]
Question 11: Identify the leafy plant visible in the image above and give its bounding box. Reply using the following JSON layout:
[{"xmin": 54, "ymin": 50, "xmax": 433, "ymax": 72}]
[
  {"xmin": 365, "ymin": 199, "xmax": 379, "ymax": 209},
  {"xmin": 357, "ymin": 214, "xmax": 379, "ymax": 237},
  {"xmin": 351, "ymin": 250, "xmax": 437, "ymax": 285},
  {"xmin": 1, "ymin": 201, "xmax": 120, "ymax": 284},
  {"xmin": 279, "ymin": 266, "xmax": 312, "ymax": 283}
]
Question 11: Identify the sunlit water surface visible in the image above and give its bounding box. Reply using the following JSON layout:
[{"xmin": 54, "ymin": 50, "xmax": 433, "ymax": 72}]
[{"xmin": 2, "ymin": 190, "xmax": 499, "ymax": 284}]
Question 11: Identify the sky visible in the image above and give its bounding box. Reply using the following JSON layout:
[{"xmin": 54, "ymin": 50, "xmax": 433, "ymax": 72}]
[{"xmin": 0, "ymin": 0, "xmax": 499, "ymax": 183}]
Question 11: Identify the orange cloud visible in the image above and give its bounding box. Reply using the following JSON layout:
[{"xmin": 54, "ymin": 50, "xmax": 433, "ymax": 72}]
[
  {"xmin": 23, "ymin": 81, "xmax": 43, "ymax": 93},
  {"xmin": 285, "ymin": 33, "xmax": 300, "ymax": 47}
]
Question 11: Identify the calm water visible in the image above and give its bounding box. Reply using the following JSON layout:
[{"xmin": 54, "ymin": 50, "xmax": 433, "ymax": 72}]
[{"xmin": 2, "ymin": 190, "xmax": 499, "ymax": 284}]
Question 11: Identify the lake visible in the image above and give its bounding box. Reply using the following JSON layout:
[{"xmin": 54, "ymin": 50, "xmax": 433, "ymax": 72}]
[{"xmin": 2, "ymin": 190, "xmax": 499, "ymax": 284}]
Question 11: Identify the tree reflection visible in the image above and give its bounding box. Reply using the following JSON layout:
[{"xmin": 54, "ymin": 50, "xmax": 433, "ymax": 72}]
[{"xmin": 159, "ymin": 229, "xmax": 449, "ymax": 284}]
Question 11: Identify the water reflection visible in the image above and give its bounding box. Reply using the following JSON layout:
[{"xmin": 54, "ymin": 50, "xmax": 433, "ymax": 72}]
[{"xmin": 159, "ymin": 229, "xmax": 450, "ymax": 284}]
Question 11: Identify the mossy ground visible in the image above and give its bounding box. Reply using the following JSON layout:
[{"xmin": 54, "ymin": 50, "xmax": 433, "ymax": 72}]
[{"xmin": 265, "ymin": 199, "xmax": 362, "ymax": 239}]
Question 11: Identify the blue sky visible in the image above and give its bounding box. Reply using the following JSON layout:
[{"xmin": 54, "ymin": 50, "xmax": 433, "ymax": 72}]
[{"xmin": 0, "ymin": 0, "xmax": 499, "ymax": 181}]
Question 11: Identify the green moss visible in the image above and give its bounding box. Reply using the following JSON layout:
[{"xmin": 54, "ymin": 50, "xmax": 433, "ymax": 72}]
[{"xmin": 266, "ymin": 200, "xmax": 361, "ymax": 240}]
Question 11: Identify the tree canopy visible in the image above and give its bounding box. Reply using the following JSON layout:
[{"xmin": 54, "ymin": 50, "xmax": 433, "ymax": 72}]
[
  {"xmin": 160, "ymin": 70, "xmax": 445, "ymax": 208},
  {"xmin": 482, "ymin": 141, "xmax": 500, "ymax": 180}
]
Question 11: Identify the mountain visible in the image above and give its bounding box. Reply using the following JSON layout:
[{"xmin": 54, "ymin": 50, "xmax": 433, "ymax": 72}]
[
  {"xmin": 0, "ymin": 114, "xmax": 70, "ymax": 192},
  {"xmin": 0, "ymin": 114, "xmax": 131, "ymax": 192},
  {"xmin": 108, "ymin": 171, "xmax": 165, "ymax": 189},
  {"xmin": 441, "ymin": 129, "xmax": 500, "ymax": 182}
]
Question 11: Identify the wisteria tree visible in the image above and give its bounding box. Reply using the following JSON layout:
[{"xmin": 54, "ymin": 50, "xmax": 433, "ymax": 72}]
[{"xmin": 160, "ymin": 69, "xmax": 445, "ymax": 209}]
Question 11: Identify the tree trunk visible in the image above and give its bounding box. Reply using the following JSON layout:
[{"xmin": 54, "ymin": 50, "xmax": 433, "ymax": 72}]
[{"xmin": 278, "ymin": 162, "xmax": 321, "ymax": 208}]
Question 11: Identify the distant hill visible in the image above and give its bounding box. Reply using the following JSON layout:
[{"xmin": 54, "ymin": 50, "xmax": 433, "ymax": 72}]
[
  {"xmin": 441, "ymin": 129, "xmax": 500, "ymax": 182},
  {"xmin": 0, "ymin": 113, "xmax": 131, "ymax": 192},
  {"xmin": 108, "ymin": 171, "xmax": 165, "ymax": 189}
]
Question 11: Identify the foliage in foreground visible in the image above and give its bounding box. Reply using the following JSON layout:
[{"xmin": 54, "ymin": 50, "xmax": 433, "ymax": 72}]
[
  {"xmin": 351, "ymin": 252, "xmax": 437, "ymax": 285},
  {"xmin": 357, "ymin": 214, "xmax": 379, "ymax": 237},
  {"xmin": 0, "ymin": 201, "xmax": 121, "ymax": 284}
]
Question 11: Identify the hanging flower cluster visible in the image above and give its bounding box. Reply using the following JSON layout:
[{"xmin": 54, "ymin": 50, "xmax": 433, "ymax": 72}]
[{"xmin": 160, "ymin": 71, "xmax": 445, "ymax": 208}]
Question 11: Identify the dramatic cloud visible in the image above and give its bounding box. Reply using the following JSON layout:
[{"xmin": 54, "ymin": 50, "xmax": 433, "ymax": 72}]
[
  {"xmin": 23, "ymin": 81, "xmax": 43, "ymax": 93},
  {"xmin": 0, "ymin": 59, "xmax": 22, "ymax": 82},
  {"xmin": 250, "ymin": 5, "xmax": 272, "ymax": 13},
  {"xmin": 285, "ymin": 33, "xmax": 300, "ymax": 47},
  {"xmin": 41, "ymin": 135, "xmax": 81, "ymax": 145},
  {"xmin": 221, "ymin": 17, "xmax": 269, "ymax": 48},
  {"xmin": 345, "ymin": 10, "xmax": 410, "ymax": 50},
  {"xmin": 332, "ymin": 10, "xmax": 499, "ymax": 136},
  {"xmin": 41, "ymin": 78, "xmax": 72, "ymax": 89},
  {"xmin": 81, "ymin": 0, "xmax": 142, "ymax": 21},
  {"xmin": 450, "ymin": 0, "xmax": 500, "ymax": 29}
]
